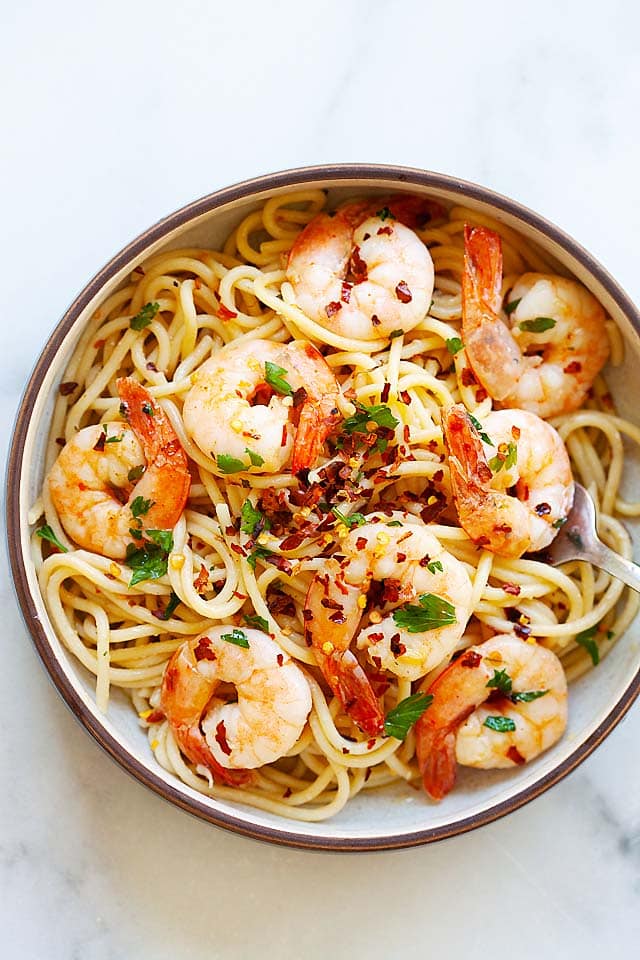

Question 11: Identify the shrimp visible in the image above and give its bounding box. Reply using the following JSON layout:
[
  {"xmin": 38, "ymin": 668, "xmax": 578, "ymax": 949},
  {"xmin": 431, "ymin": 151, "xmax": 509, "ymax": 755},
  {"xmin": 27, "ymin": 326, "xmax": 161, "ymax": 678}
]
[
  {"xmin": 462, "ymin": 224, "xmax": 609, "ymax": 418},
  {"xmin": 160, "ymin": 627, "xmax": 312, "ymax": 783},
  {"xmin": 183, "ymin": 338, "xmax": 341, "ymax": 475},
  {"xmin": 415, "ymin": 633, "xmax": 568, "ymax": 800},
  {"xmin": 304, "ymin": 515, "xmax": 473, "ymax": 735},
  {"xmin": 443, "ymin": 404, "xmax": 574, "ymax": 558},
  {"xmin": 48, "ymin": 377, "xmax": 190, "ymax": 559},
  {"xmin": 286, "ymin": 195, "xmax": 437, "ymax": 341}
]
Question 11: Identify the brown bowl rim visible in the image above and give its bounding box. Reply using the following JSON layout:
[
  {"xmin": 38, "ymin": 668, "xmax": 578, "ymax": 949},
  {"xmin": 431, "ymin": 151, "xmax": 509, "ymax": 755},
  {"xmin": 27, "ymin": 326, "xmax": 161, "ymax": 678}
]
[{"xmin": 6, "ymin": 162, "xmax": 640, "ymax": 851}]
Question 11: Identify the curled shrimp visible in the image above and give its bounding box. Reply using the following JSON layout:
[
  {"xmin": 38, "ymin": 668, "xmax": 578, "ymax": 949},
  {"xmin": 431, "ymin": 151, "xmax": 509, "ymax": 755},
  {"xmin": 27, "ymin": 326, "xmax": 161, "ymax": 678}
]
[
  {"xmin": 160, "ymin": 627, "xmax": 312, "ymax": 783},
  {"xmin": 443, "ymin": 404, "xmax": 574, "ymax": 558},
  {"xmin": 183, "ymin": 338, "xmax": 341, "ymax": 475},
  {"xmin": 304, "ymin": 515, "xmax": 473, "ymax": 735},
  {"xmin": 462, "ymin": 225, "xmax": 609, "ymax": 418},
  {"xmin": 48, "ymin": 377, "xmax": 190, "ymax": 559},
  {"xmin": 415, "ymin": 633, "xmax": 568, "ymax": 800},
  {"xmin": 286, "ymin": 195, "xmax": 437, "ymax": 341}
]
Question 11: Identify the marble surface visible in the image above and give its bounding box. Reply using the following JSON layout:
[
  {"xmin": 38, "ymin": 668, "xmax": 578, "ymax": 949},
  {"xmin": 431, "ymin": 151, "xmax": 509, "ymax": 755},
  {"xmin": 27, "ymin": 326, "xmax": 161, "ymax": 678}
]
[{"xmin": 2, "ymin": 1, "xmax": 639, "ymax": 956}]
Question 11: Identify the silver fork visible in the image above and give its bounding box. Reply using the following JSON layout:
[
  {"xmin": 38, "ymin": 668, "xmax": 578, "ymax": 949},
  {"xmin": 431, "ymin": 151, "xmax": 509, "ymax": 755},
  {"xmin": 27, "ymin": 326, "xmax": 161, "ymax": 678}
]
[{"xmin": 544, "ymin": 483, "xmax": 640, "ymax": 592}]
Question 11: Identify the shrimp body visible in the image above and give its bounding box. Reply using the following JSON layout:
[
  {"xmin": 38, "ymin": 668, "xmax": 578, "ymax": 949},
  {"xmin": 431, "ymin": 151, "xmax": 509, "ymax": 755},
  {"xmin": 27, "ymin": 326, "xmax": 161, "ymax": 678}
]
[
  {"xmin": 304, "ymin": 516, "xmax": 473, "ymax": 734},
  {"xmin": 48, "ymin": 378, "xmax": 190, "ymax": 559},
  {"xmin": 286, "ymin": 197, "xmax": 435, "ymax": 341},
  {"xmin": 443, "ymin": 404, "xmax": 574, "ymax": 558},
  {"xmin": 415, "ymin": 634, "xmax": 568, "ymax": 800},
  {"xmin": 160, "ymin": 628, "xmax": 312, "ymax": 782},
  {"xmin": 183, "ymin": 339, "xmax": 341, "ymax": 474},
  {"xmin": 462, "ymin": 225, "xmax": 609, "ymax": 418}
]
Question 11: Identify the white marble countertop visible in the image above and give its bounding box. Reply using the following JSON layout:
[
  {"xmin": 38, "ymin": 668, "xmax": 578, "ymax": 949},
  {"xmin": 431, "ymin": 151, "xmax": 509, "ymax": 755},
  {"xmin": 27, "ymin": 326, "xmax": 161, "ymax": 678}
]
[{"xmin": 2, "ymin": 1, "xmax": 639, "ymax": 956}]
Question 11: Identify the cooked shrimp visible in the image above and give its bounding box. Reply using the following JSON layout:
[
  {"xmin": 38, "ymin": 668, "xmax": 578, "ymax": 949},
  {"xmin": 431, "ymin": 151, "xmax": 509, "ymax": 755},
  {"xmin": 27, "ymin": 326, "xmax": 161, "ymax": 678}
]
[
  {"xmin": 304, "ymin": 515, "xmax": 473, "ymax": 735},
  {"xmin": 48, "ymin": 377, "xmax": 190, "ymax": 559},
  {"xmin": 286, "ymin": 195, "xmax": 436, "ymax": 341},
  {"xmin": 415, "ymin": 633, "xmax": 568, "ymax": 800},
  {"xmin": 443, "ymin": 404, "xmax": 574, "ymax": 558},
  {"xmin": 160, "ymin": 627, "xmax": 312, "ymax": 783},
  {"xmin": 462, "ymin": 224, "xmax": 609, "ymax": 418},
  {"xmin": 183, "ymin": 338, "xmax": 341, "ymax": 475}
]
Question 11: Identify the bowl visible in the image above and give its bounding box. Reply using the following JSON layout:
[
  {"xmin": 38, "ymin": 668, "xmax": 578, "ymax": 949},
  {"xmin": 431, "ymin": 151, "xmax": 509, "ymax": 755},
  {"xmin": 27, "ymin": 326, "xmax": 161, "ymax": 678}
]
[{"xmin": 7, "ymin": 164, "xmax": 640, "ymax": 850}]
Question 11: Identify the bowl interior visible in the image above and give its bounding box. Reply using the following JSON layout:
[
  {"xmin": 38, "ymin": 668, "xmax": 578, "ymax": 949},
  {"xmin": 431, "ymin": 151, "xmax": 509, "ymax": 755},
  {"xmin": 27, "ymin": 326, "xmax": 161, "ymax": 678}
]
[{"xmin": 13, "ymin": 171, "xmax": 640, "ymax": 848}]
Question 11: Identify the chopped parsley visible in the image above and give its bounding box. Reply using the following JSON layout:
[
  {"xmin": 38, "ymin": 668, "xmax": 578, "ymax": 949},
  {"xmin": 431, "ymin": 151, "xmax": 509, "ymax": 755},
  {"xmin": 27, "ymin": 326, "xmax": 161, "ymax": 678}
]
[
  {"xmin": 105, "ymin": 433, "xmax": 124, "ymax": 444},
  {"xmin": 162, "ymin": 591, "xmax": 181, "ymax": 621},
  {"xmin": 483, "ymin": 716, "xmax": 516, "ymax": 732},
  {"xmin": 387, "ymin": 520, "xmax": 403, "ymax": 527},
  {"xmin": 342, "ymin": 402, "xmax": 399, "ymax": 435},
  {"xmin": 130, "ymin": 496, "xmax": 153, "ymax": 519},
  {"xmin": 332, "ymin": 506, "xmax": 366, "ymax": 529},
  {"xmin": 575, "ymin": 624, "xmax": 601, "ymax": 666},
  {"xmin": 243, "ymin": 613, "xmax": 269, "ymax": 632},
  {"xmin": 245, "ymin": 447, "xmax": 265, "ymax": 467},
  {"xmin": 392, "ymin": 593, "xmax": 457, "ymax": 633},
  {"xmin": 216, "ymin": 454, "xmax": 247, "ymax": 474},
  {"xmin": 511, "ymin": 689, "xmax": 549, "ymax": 703},
  {"xmin": 128, "ymin": 465, "xmax": 145, "ymax": 482},
  {"xmin": 389, "ymin": 329, "xmax": 404, "ymax": 339},
  {"xmin": 130, "ymin": 301, "xmax": 160, "ymax": 331},
  {"xmin": 519, "ymin": 317, "xmax": 557, "ymax": 333},
  {"xmin": 504, "ymin": 297, "xmax": 522, "ymax": 315},
  {"xmin": 376, "ymin": 206, "xmax": 395, "ymax": 221},
  {"xmin": 264, "ymin": 361, "xmax": 293, "ymax": 396},
  {"xmin": 246, "ymin": 545, "xmax": 273, "ymax": 570},
  {"xmin": 446, "ymin": 337, "xmax": 464, "ymax": 355},
  {"xmin": 240, "ymin": 500, "xmax": 269, "ymax": 536},
  {"xmin": 489, "ymin": 441, "xmax": 518, "ymax": 474},
  {"xmin": 145, "ymin": 529, "xmax": 174, "ymax": 552},
  {"xmin": 384, "ymin": 692, "xmax": 433, "ymax": 740},
  {"xmin": 486, "ymin": 668, "xmax": 512, "ymax": 695},
  {"xmin": 468, "ymin": 413, "xmax": 494, "ymax": 446},
  {"xmin": 426, "ymin": 560, "xmax": 443, "ymax": 574},
  {"xmin": 220, "ymin": 627, "xmax": 250, "ymax": 648},
  {"xmin": 552, "ymin": 516, "xmax": 568, "ymax": 529},
  {"xmin": 125, "ymin": 540, "xmax": 170, "ymax": 587},
  {"xmin": 36, "ymin": 524, "xmax": 68, "ymax": 553}
]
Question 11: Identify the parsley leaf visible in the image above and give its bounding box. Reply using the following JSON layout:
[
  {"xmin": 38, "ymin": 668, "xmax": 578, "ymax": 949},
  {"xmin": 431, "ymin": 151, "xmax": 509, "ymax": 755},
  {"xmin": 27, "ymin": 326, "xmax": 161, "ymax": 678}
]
[
  {"xmin": 468, "ymin": 413, "xmax": 494, "ymax": 446},
  {"xmin": 332, "ymin": 506, "xmax": 366, "ymax": 529},
  {"xmin": 217, "ymin": 454, "xmax": 247, "ymax": 474},
  {"xmin": 264, "ymin": 361, "xmax": 293, "ymax": 397},
  {"xmin": 162, "ymin": 591, "xmax": 181, "ymax": 621},
  {"xmin": 245, "ymin": 447, "xmax": 265, "ymax": 467},
  {"xmin": 376, "ymin": 206, "xmax": 395, "ymax": 221},
  {"xmin": 511, "ymin": 689, "xmax": 549, "ymax": 703},
  {"xmin": 392, "ymin": 593, "xmax": 457, "ymax": 633},
  {"xmin": 246, "ymin": 546, "xmax": 273, "ymax": 570},
  {"xmin": 36, "ymin": 524, "xmax": 68, "ymax": 553},
  {"xmin": 105, "ymin": 433, "xmax": 124, "ymax": 444},
  {"xmin": 486, "ymin": 668, "xmax": 513, "ymax": 695},
  {"xmin": 552, "ymin": 516, "xmax": 568, "ymax": 529},
  {"xmin": 519, "ymin": 317, "xmax": 557, "ymax": 333},
  {"xmin": 389, "ymin": 329, "xmax": 404, "ymax": 339},
  {"xmin": 384, "ymin": 692, "xmax": 433, "ymax": 740},
  {"xmin": 128, "ymin": 465, "xmax": 145, "ymax": 482},
  {"xmin": 131, "ymin": 301, "xmax": 160, "ymax": 331},
  {"xmin": 575, "ymin": 624, "xmax": 600, "ymax": 665},
  {"xmin": 504, "ymin": 297, "xmax": 522, "ymax": 315},
  {"xmin": 220, "ymin": 627, "xmax": 250, "ymax": 648},
  {"xmin": 240, "ymin": 500, "xmax": 269, "ymax": 536},
  {"xmin": 125, "ymin": 541, "xmax": 170, "ymax": 587},
  {"xmin": 387, "ymin": 520, "xmax": 403, "ymax": 527},
  {"xmin": 145, "ymin": 529, "xmax": 174, "ymax": 552},
  {"xmin": 446, "ymin": 337, "xmax": 464, "ymax": 355},
  {"xmin": 483, "ymin": 716, "xmax": 516, "ymax": 732},
  {"xmin": 243, "ymin": 613, "xmax": 269, "ymax": 632},
  {"xmin": 426, "ymin": 560, "xmax": 443, "ymax": 574},
  {"xmin": 489, "ymin": 441, "xmax": 518, "ymax": 474},
  {"xmin": 342, "ymin": 402, "xmax": 399, "ymax": 435},
  {"xmin": 130, "ymin": 496, "xmax": 153, "ymax": 519}
]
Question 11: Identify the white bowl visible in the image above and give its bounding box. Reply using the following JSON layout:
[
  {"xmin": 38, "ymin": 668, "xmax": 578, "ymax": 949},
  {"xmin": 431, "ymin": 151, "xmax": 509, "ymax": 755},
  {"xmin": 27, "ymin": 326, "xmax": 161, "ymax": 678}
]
[{"xmin": 7, "ymin": 164, "xmax": 640, "ymax": 850}]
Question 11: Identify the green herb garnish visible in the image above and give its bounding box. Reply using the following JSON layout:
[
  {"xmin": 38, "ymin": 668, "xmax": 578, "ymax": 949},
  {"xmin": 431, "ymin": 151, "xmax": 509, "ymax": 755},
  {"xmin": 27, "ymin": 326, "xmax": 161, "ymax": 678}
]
[
  {"xmin": 105, "ymin": 433, "xmax": 124, "ymax": 444},
  {"xmin": 376, "ymin": 206, "xmax": 395, "ymax": 221},
  {"xmin": 141, "ymin": 402, "xmax": 154, "ymax": 416},
  {"xmin": 246, "ymin": 546, "xmax": 273, "ymax": 570},
  {"xmin": 384, "ymin": 692, "xmax": 433, "ymax": 740},
  {"xmin": 389, "ymin": 329, "xmax": 404, "ymax": 339},
  {"xmin": 387, "ymin": 520, "xmax": 403, "ymax": 527},
  {"xmin": 446, "ymin": 337, "xmax": 464, "ymax": 355},
  {"xmin": 342, "ymin": 402, "xmax": 399, "ymax": 435},
  {"xmin": 36, "ymin": 524, "xmax": 68, "ymax": 553},
  {"xmin": 145, "ymin": 529, "xmax": 174, "ymax": 552},
  {"xmin": 392, "ymin": 593, "xmax": 457, "ymax": 633},
  {"xmin": 575, "ymin": 624, "xmax": 601, "ymax": 665},
  {"xmin": 426, "ymin": 560, "xmax": 443, "ymax": 574},
  {"xmin": 552, "ymin": 516, "xmax": 568, "ymax": 529},
  {"xmin": 264, "ymin": 361, "xmax": 293, "ymax": 397},
  {"xmin": 519, "ymin": 317, "xmax": 557, "ymax": 333},
  {"xmin": 240, "ymin": 500, "xmax": 269, "ymax": 536},
  {"xmin": 128, "ymin": 465, "xmax": 145, "ymax": 482},
  {"xmin": 243, "ymin": 613, "xmax": 269, "ymax": 632},
  {"xmin": 131, "ymin": 302, "xmax": 160, "ymax": 331},
  {"xmin": 125, "ymin": 541, "xmax": 170, "ymax": 587},
  {"xmin": 486, "ymin": 668, "xmax": 513, "ymax": 695},
  {"xmin": 217, "ymin": 454, "xmax": 247, "ymax": 474},
  {"xmin": 504, "ymin": 297, "xmax": 521, "ymax": 315},
  {"xmin": 162, "ymin": 591, "xmax": 181, "ymax": 621},
  {"xmin": 468, "ymin": 413, "xmax": 494, "ymax": 446},
  {"xmin": 489, "ymin": 441, "xmax": 518, "ymax": 474},
  {"xmin": 130, "ymin": 496, "xmax": 153, "ymax": 519},
  {"xmin": 511, "ymin": 689, "xmax": 549, "ymax": 703},
  {"xmin": 483, "ymin": 716, "xmax": 516, "ymax": 732},
  {"xmin": 245, "ymin": 447, "xmax": 265, "ymax": 467},
  {"xmin": 332, "ymin": 507, "xmax": 366, "ymax": 529},
  {"xmin": 220, "ymin": 627, "xmax": 250, "ymax": 648}
]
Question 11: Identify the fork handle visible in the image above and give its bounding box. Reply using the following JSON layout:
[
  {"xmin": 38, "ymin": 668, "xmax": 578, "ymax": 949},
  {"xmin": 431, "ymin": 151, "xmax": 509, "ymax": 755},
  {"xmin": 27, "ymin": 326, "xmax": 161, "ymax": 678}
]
[{"xmin": 590, "ymin": 541, "xmax": 640, "ymax": 593}]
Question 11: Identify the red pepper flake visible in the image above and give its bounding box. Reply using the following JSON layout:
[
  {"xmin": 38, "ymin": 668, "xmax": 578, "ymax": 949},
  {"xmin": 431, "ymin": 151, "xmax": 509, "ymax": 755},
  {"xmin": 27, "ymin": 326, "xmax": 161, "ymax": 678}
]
[
  {"xmin": 460, "ymin": 650, "xmax": 482, "ymax": 668},
  {"xmin": 194, "ymin": 277, "xmax": 202, "ymax": 290},
  {"xmin": 325, "ymin": 301, "xmax": 342, "ymax": 318},
  {"xmin": 390, "ymin": 634, "xmax": 406, "ymax": 656},
  {"xmin": 461, "ymin": 367, "xmax": 477, "ymax": 387},
  {"xmin": 520, "ymin": 483, "xmax": 530, "ymax": 501},
  {"xmin": 215, "ymin": 720, "xmax": 232, "ymax": 756},
  {"xmin": 364, "ymin": 767, "xmax": 372, "ymax": 782},
  {"xmin": 233, "ymin": 591, "xmax": 247, "ymax": 600},
  {"xmin": 193, "ymin": 563, "xmax": 209, "ymax": 593},
  {"xmin": 433, "ymin": 469, "xmax": 444, "ymax": 483},
  {"xmin": 283, "ymin": 786, "xmax": 292, "ymax": 798},
  {"xmin": 341, "ymin": 281, "xmax": 352, "ymax": 303},
  {"xmin": 194, "ymin": 637, "xmax": 216, "ymax": 661},
  {"xmin": 403, "ymin": 424, "xmax": 410, "ymax": 444},
  {"xmin": 380, "ymin": 382, "xmax": 391, "ymax": 403},
  {"xmin": 367, "ymin": 632, "xmax": 384, "ymax": 643},
  {"xmin": 342, "ymin": 747, "xmax": 350, "ymax": 755},
  {"xmin": 371, "ymin": 313, "xmax": 381, "ymax": 326},
  {"xmin": 230, "ymin": 543, "xmax": 246, "ymax": 557},
  {"xmin": 493, "ymin": 523, "xmax": 513, "ymax": 534},
  {"xmin": 396, "ymin": 552, "xmax": 407, "ymax": 563},
  {"xmin": 535, "ymin": 502, "xmax": 551, "ymax": 516},
  {"xmin": 329, "ymin": 611, "xmax": 346, "ymax": 624},
  {"xmin": 355, "ymin": 537, "xmax": 368, "ymax": 551},
  {"xmin": 395, "ymin": 281, "xmax": 412, "ymax": 303},
  {"xmin": 350, "ymin": 246, "xmax": 368, "ymax": 282},
  {"xmin": 367, "ymin": 739, "xmax": 376, "ymax": 750},
  {"xmin": 55, "ymin": 437, "xmax": 65, "ymax": 446},
  {"xmin": 281, "ymin": 423, "xmax": 288, "ymax": 447},
  {"xmin": 217, "ymin": 303, "xmax": 238, "ymax": 321},
  {"xmin": 377, "ymin": 226, "xmax": 393, "ymax": 236},
  {"xmin": 146, "ymin": 361, "xmax": 159, "ymax": 373},
  {"xmin": 475, "ymin": 387, "xmax": 488, "ymax": 402},
  {"xmin": 507, "ymin": 745, "xmax": 525, "ymax": 765},
  {"xmin": 93, "ymin": 339, "xmax": 105, "ymax": 350},
  {"xmin": 59, "ymin": 381, "xmax": 78, "ymax": 396},
  {"xmin": 302, "ymin": 609, "xmax": 314, "ymax": 621},
  {"xmin": 276, "ymin": 653, "xmax": 284, "ymax": 666},
  {"xmin": 400, "ymin": 390, "xmax": 411, "ymax": 405},
  {"xmin": 503, "ymin": 582, "xmax": 521, "ymax": 596},
  {"xmin": 133, "ymin": 265, "xmax": 145, "ymax": 276},
  {"xmin": 145, "ymin": 709, "xmax": 164, "ymax": 724},
  {"xmin": 511, "ymin": 425, "xmax": 521, "ymax": 440},
  {"xmin": 564, "ymin": 360, "xmax": 582, "ymax": 374},
  {"xmin": 93, "ymin": 431, "xmax": 106, "ymax": 452},
  {"xmin": 371, "ymin": 655, "xmax": 382, "ymax": 670},
  {"xmin": 321, "ymin": 597, "xmax": 343, "ymax": 611}
]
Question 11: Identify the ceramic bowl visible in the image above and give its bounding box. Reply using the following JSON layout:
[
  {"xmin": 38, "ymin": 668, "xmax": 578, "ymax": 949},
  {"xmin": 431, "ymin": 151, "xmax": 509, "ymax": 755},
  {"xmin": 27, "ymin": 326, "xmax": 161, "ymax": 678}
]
[{"xmin": 7, "ymin": 164, "xmax": 640, "ymax": 850}]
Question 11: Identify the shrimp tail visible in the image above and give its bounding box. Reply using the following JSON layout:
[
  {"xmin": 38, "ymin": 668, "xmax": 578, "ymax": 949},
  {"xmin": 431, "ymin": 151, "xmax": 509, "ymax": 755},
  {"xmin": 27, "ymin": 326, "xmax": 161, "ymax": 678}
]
[
  {"xmin": 177, "ymin": 726, "xmax": 253, "ymax": 787},
  {"xmin": 326, "ymin": 649, "xmax": 385, "ymax": 737},
  {"xmin": 384, "ymin": 194, "xmax": 447, "ymax": 229},
  {"xmin": 463, "ymin": 224, "xmax": 504, "ymax": 315},
  {"xmin": 416, "ymin": 727, "xmax": 458, "ymax": 801},
  {"xmin": 291, "ymin": 397, "xmax": 341, "ymax": 474}
]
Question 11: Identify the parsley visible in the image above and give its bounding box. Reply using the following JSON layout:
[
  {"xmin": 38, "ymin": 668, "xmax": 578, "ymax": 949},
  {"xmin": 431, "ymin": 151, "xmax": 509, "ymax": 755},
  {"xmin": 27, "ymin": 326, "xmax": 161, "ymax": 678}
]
[
  {"xmin": 141, "ymin": 402, "xmax": 154, "ymax": 417},
  {"xmin": 342, "ymin": 402, "xmax": 399, "ymax": 435},
  {"xmin": 486, "ymin": 668, "xmax": 513, "ymax": 695},
  {"xmin": 387, "ymin": 520, "xmax": 403, "ymax": 527},
  {"xmin": 552, "ymin": 516, "xmax": 568, "ymax": 529},
  {"xmin": 375, "ymin": 437, "xmax": 389, "ymax": 454},
  {"xmin": 245, "ymin": 447, "xmax": 264, "ymax": 467},
  {"xmin": 220, "ymin": 627, "xmax": 250, "ymax": 648},
  {"xmin": 446, "ymin": 337, "xmax": 464, "ymax": 355},
  {"xmin": 483, "ymin": 716, "xmax": 516, "ymax": 732},
  {"xmin": 389, "ymin": 329, "xmax": 404, "ymax": 339},
  {"xmin": 217, "ymin": 454, "xmax": 247, "ymax": 474},
  {"xmin": 129, "ymin": 527, "xmax": 144, "ymax": 539},
  {"xmin": 575, "ymin": 624, "xmax": 600, "ymax": 666},
  {"xmin": 105, "ymin": 433, "xmax": 124, "ymax": 444},
  {"xmin": 426, "ymin": 560, "xmax": 443, "ymax": 574},
  {"xmin": 468, "ymin": 413, "xmax": 494, "ymax": 446},
  {"xmin": 332, "ymin": 506, "xmax": 366, "ymax": 529},
  {"xmin": 36, "ymin": 524, "xmax": 68, "ymax": 552},
  {"xmin": 384, "ymin": 692, "xmax": 433, "ymax": 740},
  {"xmin": 130, "ymin": 496, "xmax": 153, "ymax": 519},
  {"xmin": 128, "ymin": 465, "xmax": 145, "ymax": 482},
  {"xmin": 145, "ymin": 529, "xmax": 174, "ymax": 552},
  {"xmin": 519, "ymin": 317, "xmax": 557, "ymax": 333},
  {"xmin": 131, "ymin": 301, "xmax": 160, "ymax": 331},
  {"xmin": 504, "ymin": 297, "xmax": 521, "ymax": 315},
  {"xmin": 162, "ymin": 591, "xmax": 181, "ymax": 620},
  {"xmin": 243, "ymin": 613, "xmax": 269, "ymax": 632},
  {"xmin": 376, "ymin": 206, "xmax": 395, "ymax": 221},
  {"xmin": 392, "ymin": 593, "xmax": 457, "ymax": 633},
  {"xmin": 489, "ymin": 441, "xmax": 518, "ymax": 474},
  {"xmin": 511, "ymin": 689, "xmax": 549, "ymax": 703},
  {"xmin": 246, "ymin": 546, "xmax": 273, "ymax": 570},
  {"xmin": 240, "ymin": 500, "xmax": 269, "ymax": 536},
  {"xmin": 264, "ymin": 361, "xmax": 293, "ymax": 397},
  {"xmin": 125, "ymin": 541, "xmax": 170, "ymax": 587}
]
